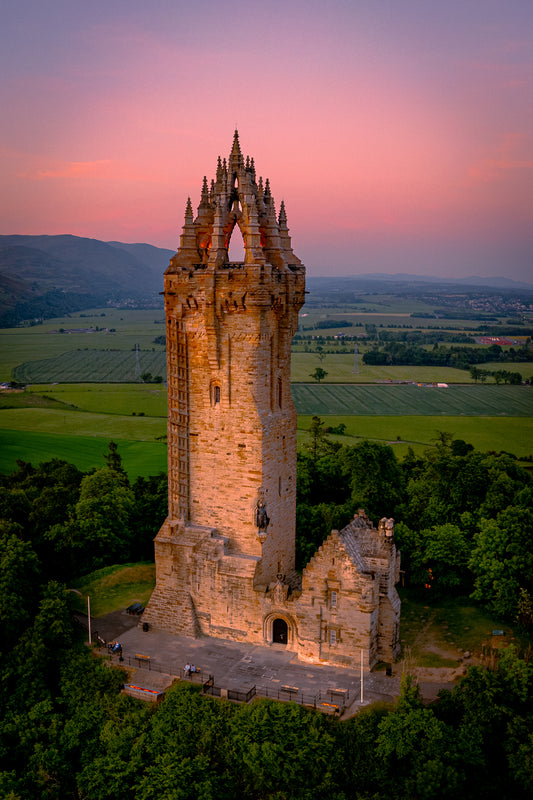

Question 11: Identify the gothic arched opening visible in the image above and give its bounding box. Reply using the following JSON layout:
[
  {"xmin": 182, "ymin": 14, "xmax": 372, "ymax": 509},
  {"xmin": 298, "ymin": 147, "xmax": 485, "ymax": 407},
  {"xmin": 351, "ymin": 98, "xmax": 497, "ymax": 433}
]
[
  {"xmin": 272, "ymin": 618, "xmax": 288, "ymax": 644},
  {"xmin": 227, "ymin": 223, "xmax": 245, "ymax": 262}
]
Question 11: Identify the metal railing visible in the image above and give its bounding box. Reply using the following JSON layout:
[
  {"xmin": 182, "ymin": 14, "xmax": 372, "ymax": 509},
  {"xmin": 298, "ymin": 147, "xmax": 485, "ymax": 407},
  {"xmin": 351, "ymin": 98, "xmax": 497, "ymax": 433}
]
[{"xmin": 104, "ymin": 649, "xmax": 347, "ymax": 714}]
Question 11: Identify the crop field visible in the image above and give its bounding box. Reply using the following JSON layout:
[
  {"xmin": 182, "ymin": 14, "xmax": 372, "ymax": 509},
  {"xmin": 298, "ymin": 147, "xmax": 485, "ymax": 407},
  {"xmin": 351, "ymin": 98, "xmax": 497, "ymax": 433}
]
[
  {"xmin": 13, "ymin": 349, "xmax": 167, "ymax": 383},
  {"xmin": 296, "ymin": 414, "xmax": 533, "ymax": 458},
  {"xmin": 0, "ymin": 308, "xmax": 165, "ymax": 381},
  {"xmin": 291, "ymin": 352, "xmax": 476, "ymax": 384},
  {"xmin": 292, "ymin": 383, "xmax": 533, "ymax": 416}
]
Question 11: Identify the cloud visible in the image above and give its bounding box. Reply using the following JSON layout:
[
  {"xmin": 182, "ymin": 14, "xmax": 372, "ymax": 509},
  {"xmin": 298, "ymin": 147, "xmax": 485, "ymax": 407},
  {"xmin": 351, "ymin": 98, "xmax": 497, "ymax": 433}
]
[
  {"xmin": 467, "ymin": 133, "xmax": 533, "ymax": 184},
  {"xmin": 19, "ymin": 159, "xmax": 158, "ymax": 183}
]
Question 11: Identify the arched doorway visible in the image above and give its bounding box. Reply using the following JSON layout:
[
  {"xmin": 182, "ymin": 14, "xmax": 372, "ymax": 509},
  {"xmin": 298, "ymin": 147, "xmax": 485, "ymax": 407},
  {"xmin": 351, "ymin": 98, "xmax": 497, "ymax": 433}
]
[{"xmin": 272, "ymin": 618, "xmax": 288, "ymax": 644}]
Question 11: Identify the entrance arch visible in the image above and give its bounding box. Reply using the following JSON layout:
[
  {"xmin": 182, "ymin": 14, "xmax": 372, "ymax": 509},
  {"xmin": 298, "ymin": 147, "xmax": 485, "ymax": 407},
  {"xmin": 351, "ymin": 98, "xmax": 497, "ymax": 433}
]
[
  {"xmin": 263, "ymin": 612, "xmax": 296, "ymax": 648},
  {"xmin": 272, "ymin": 617, "xmax": 288, "ymax": 644}
]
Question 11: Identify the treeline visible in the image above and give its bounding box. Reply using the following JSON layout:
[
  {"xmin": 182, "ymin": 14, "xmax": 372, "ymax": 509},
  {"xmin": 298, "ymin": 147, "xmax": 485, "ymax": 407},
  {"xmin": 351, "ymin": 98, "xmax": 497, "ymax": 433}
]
[
  {"xmin": 297, "ymin": 421, "xmax": 533, "ymax": 622},
  {"xmin": 363, "ymin": 341, "xmax": 533, "ymax": 370},
  {"xmin": 0, "ymin": 442, "xmax": 167, "ymax": 583}
]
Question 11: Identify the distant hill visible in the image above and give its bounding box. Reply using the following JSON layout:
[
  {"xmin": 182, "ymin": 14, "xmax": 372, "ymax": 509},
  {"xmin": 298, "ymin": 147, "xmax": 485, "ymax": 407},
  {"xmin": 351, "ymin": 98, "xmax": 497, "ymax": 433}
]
[
  {"xmin": 0, "ymin": 235, "xmax": 175, "ymax": 327},
  {"xmin": 308, "ymin": 273, "xmax": 533, "ymax": 291}
]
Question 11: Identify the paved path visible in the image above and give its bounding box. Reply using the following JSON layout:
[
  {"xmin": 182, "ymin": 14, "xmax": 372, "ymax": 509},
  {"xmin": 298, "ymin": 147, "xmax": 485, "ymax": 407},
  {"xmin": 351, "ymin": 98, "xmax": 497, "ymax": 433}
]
[{"xmin": 92, "ymin": 610, "xmax": 453, "ymax": 717}]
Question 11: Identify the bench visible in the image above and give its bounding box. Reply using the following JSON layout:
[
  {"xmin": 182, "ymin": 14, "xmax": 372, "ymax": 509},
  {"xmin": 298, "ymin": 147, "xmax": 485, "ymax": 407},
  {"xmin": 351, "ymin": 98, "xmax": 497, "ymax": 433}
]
[
  {"xmin": 135, "ymin": 653, "xmax": 151, "ymax": 663},
  {"xmin": 328, "ymin": 688, "xmax": 347, "ymax": 701},
  {"xmin": 280, "ymin": 685, "xmax": 299, "ymax": 696},
  {"xmin": 127, "ymin": 602, "xmax": 144, "ymax": 615},
  {"xmin": 320, "ymin": 702, "xmax": 340, "ymax": 715}
]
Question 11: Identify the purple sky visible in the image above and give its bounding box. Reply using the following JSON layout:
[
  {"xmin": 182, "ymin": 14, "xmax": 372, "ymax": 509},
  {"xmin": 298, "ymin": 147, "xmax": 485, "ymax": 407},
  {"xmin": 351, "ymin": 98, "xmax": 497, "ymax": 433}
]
[{"xmin": 1, "ymin": 0, "xmax": 532, "ymax": 280}]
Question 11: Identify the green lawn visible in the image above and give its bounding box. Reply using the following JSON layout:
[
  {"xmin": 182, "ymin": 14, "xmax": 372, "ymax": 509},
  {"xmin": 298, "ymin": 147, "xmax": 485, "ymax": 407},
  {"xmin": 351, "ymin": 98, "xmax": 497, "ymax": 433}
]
[
  {"xmin": 399, "ymin": 592, "xmax": 515, "ymax": 667},
  {"xmin": 70, "ymin": 562, "xmax": 156, "ymax": 617}
]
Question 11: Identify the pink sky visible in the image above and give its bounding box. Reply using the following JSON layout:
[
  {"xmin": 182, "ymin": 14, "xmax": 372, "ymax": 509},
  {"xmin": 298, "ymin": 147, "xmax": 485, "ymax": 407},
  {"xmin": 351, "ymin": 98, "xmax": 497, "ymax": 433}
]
[{"xmin": 1, "ymin": 0, "xmax": 532, "ymax": 280}]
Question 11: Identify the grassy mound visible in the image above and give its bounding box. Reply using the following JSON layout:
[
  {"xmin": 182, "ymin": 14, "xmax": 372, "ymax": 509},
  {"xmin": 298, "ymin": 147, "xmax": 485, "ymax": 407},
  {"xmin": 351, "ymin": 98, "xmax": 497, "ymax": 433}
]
[{"xmin": 70, "ymin": 562, "xmax": 156, "ymax": 617}]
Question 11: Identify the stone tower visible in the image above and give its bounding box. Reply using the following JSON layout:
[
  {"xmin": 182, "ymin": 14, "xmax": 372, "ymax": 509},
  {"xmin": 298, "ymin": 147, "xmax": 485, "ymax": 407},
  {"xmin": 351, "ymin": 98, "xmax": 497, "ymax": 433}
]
[
  {"xmin": 166, "ymin": 130, "xmax": 305, "ymax": 587},
  {"xmin": 143, "ymin": 133, "xmax": 400, "ymax": 668}
]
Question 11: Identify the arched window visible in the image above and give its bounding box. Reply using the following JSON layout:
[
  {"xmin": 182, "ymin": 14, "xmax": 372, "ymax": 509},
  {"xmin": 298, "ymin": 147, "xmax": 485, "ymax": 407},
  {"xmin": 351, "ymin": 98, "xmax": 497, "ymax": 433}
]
[
  {"xmin": 211, "ymin": 383, "xmax": 221, "ymax": 406},
  {"xmin": 277, "ymin": 377, "xmax": 282, "ymax": 409}
]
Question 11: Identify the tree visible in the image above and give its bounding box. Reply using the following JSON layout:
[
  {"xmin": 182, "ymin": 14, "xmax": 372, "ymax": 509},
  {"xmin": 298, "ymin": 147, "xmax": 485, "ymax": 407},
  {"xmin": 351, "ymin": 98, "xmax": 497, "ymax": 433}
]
[
  {"xmin": 338, "ymin": 440, "xmax": 404, "ymax": 520},
  {"xmin": 470, "ymin": 506, "xmax": 533, "ymax": 619},
  {"xmin": 377, "ymin": 675, "xmax": 462, "ymax": 799},
  {"xmin": 73, "ymin": 467, "xmax": 136, "ymax": 569},
  {"xmin": 410, "ymin": 524, "xmax": 471, "ymax": 595},
  {"xmin": 0, "ymin": 526, "xmax": 41, "ymax": 648},
  {"xmin": 310, "ymin": 367, "xmax": 328, "ymax": 383},
  {"xmin": 131, "ymin": 473, "xmax": 168, "ymax": 560},
  {"xmin": 103, "ymin": 440, "xmax": 126, "ymax": 476}
]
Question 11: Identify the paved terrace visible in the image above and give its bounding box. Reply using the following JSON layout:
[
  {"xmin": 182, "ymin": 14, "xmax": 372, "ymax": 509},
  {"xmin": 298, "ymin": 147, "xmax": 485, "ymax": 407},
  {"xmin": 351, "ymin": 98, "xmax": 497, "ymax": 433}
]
[{"xmin": 90, "ymin": 610, "xmax": 455, "ymax": 718}]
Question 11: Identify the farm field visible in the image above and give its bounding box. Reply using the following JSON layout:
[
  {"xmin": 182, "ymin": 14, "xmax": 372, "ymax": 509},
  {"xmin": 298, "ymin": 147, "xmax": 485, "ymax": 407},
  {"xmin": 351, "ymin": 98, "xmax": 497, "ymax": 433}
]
[
  {"xmin": 291, "ymin": 352, "xmax": 476, "ymax": 384},
  {"xmin": 14, "ymin": 349, "xmax": 531, "ymax": 386},
  {"xmin": 26, "ymin": 383, "xmax": 167, "ymax": 416},
  {"xmin": 0, "ymin": 428, "xmax": 167, "ymax": 477},
  {"xmin": 296, "ymin": 414, "xmax": 533, "ymax": 458},
  {"xmin": 476, "ymin": 360, "xmax": 533, "ymax": 379},
  {"xmin": 292, "ymin": 383, "xmax": 533, "ymax": 416},
  {"xmin": 0, "ymin": 308, "xmax": 165, "ymax": 381},
  {"xmin": 300, "ymin": 310, "xmax": 500, "ymax": 330},
  {"xmin": 0, "ymin": 407, "xmax": 166, "ymax": 439},
  {"xmin": 13, "ymin": 349, "xmax": 167, "ymax": 384}
]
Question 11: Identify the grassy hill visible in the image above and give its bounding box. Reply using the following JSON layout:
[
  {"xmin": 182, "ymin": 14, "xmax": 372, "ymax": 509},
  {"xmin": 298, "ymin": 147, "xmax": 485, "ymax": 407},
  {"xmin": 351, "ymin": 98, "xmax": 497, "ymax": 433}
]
[{"xmin": 0, "ymin": 235, "xmax": 174, "ymax": 325}]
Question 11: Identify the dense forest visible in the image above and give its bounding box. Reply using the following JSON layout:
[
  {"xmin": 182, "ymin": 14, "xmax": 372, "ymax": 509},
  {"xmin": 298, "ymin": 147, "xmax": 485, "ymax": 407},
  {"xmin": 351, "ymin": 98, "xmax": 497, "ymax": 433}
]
[{"xmin": 1, "ymin": 437, "xmax": 532, "ymax": 798}]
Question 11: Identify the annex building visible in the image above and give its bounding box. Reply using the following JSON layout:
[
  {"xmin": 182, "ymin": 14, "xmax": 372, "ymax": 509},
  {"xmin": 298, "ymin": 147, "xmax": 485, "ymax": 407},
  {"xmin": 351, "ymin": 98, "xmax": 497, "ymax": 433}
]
[{"xmin": 143, "ymin": 132, "xmax": 401, "ymax": 668}]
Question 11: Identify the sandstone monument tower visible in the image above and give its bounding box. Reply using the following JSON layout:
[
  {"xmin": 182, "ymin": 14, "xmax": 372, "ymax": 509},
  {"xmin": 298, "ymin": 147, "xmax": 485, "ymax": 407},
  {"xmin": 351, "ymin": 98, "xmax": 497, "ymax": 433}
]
[{"xmin": 143, "ymin": 132, "xmax": 400, "ymax": 668}]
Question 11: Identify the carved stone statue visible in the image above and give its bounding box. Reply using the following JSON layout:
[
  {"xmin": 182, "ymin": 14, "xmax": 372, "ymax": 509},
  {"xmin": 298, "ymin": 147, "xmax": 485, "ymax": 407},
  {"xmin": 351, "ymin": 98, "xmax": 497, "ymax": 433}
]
[{"xmin": 256, "ymin": 501, "xmax": 270, "ymax": 533}]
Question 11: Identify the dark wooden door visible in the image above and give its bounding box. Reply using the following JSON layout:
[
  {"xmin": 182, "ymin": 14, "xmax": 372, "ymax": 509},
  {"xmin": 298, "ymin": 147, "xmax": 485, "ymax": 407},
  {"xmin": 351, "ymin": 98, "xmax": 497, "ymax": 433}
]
[{"xmin": 273, "ymin": 618, "xmax": 288, "ymax": 644}]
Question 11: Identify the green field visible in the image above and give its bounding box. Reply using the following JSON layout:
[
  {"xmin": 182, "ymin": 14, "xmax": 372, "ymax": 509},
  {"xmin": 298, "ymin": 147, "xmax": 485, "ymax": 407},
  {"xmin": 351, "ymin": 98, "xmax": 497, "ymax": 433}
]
[
  {"xmin": 297, "ymin": 415, "xmax": 533, "ymax": 458},
  {"xmin": 292, "ymin": 384, "xmax": 533, "ymax": 416},
  {"xmin": 0, "ymin": 407, "xmax": 166, "ymax": 439},
  {"xmin": 291, "ymin": 352, "xmax": 477, "ymax": 384},
  {"xmin": 0, "ymin": 308, "xmax": 165, "ymax": 382},
  {"xmin": 13, "ymin": 349, "xmax": 167, "ymax": 383},
  {"xmin": 0, "ymin": 428, "xmax": 167, "ymax": 477},
  {"xmin": 1, "ymin": 306, "xmax": 530, "ymax": 475},
  {"xmin": 27, "ymin": 383, "xmax": 167, "ymax": 416}
]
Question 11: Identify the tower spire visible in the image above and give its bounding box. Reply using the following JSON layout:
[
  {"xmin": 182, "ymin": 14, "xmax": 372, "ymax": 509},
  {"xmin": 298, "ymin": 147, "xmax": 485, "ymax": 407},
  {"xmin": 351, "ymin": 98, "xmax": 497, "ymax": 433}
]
[{"xmin": 231, "ymin": 129, "xmax": 241, "ymax": 158}]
